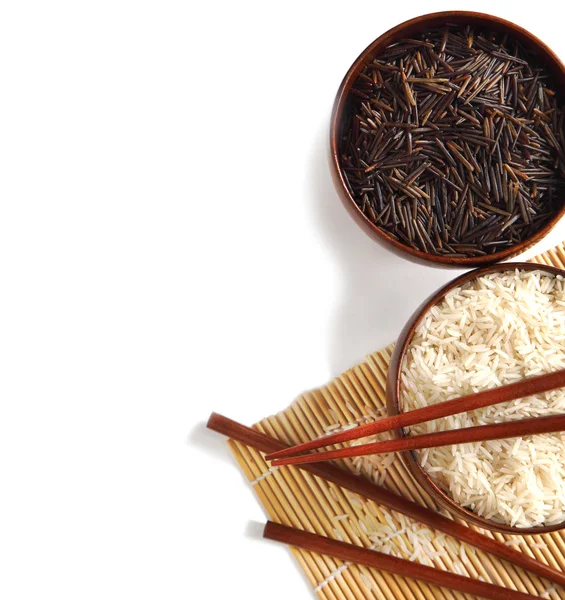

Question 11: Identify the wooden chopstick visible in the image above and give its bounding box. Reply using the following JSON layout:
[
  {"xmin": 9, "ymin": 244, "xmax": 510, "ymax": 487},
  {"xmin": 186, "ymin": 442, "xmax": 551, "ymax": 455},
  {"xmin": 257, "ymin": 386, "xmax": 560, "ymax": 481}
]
[
  {"xmin": 263, "ymin": 521, "xmax": 539, "ymax": 600},
  {"xmin": 270, "ymin": 413, "xmax": 565, "ymax": 467},
  {"xmin": 207, "ymin": 412, "xmax": 565, "ymax": 589},
  {"xmin": 265, "ymin": 368, "xmax": 565, "ymax": 462}
]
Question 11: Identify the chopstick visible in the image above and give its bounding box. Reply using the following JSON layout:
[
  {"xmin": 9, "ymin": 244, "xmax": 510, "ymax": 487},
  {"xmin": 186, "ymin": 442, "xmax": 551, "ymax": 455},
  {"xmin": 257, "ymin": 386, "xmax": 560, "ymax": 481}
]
[
  {"xmin": 270, "ymin": 413, "xmax": 565, "ymax": 467},
  {"xmin": 207, "ymin": 412, "xmax": 565, "ymax": 590},
  {"xmin": 265, "ymin": 368, "xmax": 565, "ymax": 462},
  {"xmin": 263, "ymin": 521, "xmax": 539, "ymax": 600}
]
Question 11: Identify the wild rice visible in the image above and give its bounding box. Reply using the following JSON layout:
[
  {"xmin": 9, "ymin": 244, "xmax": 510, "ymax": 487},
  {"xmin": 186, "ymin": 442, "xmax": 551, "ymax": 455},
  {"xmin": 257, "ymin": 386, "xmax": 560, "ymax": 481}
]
[{"xmin": 339, "ymin": 26, "xmax": 565, "ymax": 257}]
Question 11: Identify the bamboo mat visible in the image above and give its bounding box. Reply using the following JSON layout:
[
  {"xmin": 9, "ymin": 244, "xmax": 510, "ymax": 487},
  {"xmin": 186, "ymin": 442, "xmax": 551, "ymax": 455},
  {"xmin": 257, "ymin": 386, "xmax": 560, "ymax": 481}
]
[{"xmin": 228, "ymin": 241, "xmax": 565, "ymax": 600}]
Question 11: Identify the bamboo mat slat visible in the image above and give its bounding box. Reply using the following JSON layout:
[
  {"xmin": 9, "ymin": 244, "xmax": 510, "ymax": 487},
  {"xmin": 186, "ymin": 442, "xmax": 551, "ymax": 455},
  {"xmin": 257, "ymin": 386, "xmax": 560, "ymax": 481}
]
[{"xmin": 227, "ymin": 241, "xmax": 565, "ymax": 600}]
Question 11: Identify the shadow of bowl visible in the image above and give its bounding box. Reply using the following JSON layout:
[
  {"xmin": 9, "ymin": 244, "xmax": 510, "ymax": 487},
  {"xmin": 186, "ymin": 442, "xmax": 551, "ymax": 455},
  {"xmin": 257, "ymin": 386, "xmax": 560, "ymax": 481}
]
[{"xmin": 307, "ymin": 123, "xmax": 461, "ymax": 374}]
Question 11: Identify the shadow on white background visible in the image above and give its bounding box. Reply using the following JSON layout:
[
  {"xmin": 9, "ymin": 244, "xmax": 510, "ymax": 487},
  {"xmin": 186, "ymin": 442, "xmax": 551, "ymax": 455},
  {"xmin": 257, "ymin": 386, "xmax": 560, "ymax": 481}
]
[
  {"xmin": 307, "ymin": 124, "xmax": 462, "ymax": 377},
  {"xmin": 188, "ymin": 421, "xmax": 240, "ymax": 467}
]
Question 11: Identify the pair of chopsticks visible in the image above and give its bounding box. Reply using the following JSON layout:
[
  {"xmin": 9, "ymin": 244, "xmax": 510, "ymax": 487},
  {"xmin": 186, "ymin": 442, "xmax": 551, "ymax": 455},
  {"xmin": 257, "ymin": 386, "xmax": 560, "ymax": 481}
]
[
  {"xmin": 207, "ymin": 412, "xmax": 565, "ymax": 596},
  {"xmin": 265, "ymin": 368, "xmax": 565, "ymax": 467}
]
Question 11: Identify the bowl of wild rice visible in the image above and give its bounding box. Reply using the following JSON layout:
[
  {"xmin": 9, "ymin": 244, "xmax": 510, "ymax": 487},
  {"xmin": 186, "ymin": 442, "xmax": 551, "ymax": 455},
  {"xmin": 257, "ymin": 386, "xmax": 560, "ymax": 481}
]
[
  {"xmin": 330, "ymin": 11, "xmax": 565, "ymax": 266},
  {"xmin": 386, "ymin": 262, "xmax": 565, "ymax": 533}
]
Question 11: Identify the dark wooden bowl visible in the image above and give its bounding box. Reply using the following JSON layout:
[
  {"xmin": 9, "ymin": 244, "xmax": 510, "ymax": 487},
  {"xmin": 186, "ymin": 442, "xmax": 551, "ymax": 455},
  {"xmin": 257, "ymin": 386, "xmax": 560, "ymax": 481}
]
[
  {"xmin": 330, "ymin": 11, "xmax": 565, "ymax": 268},
  {"xmin": 386, "ymin": 261, "xmax": 565, "ymax": 534}
]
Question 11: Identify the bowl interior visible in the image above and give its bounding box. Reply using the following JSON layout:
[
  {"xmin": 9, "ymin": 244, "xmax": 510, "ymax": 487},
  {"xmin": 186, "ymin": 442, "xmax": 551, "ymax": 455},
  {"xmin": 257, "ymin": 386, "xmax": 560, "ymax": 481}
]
[
  {"xmin": 386, "ymin": 261, "xmax": 565, "ymax": 534},
  {"xmin": 330, "ymin": 11, "xmax": 565, "ymax": 267}
]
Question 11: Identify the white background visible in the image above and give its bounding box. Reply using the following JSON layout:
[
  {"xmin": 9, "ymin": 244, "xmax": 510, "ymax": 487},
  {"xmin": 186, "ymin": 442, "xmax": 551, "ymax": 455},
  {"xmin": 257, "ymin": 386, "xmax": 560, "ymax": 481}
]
[{"xmin": 1, "ymin": 1, "xmax": 565, "ymax": 599}]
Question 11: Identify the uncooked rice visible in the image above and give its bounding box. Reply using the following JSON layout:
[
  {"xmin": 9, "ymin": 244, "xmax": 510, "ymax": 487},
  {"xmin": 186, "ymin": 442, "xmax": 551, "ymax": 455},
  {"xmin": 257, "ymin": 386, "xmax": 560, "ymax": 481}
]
[
  {"xmin": 400, "ymin": 269, "xmax": 565, "ymax": 528},
  {"xmin": 345, "ymin": 496, "xmax": 476, "ymax": 574}
]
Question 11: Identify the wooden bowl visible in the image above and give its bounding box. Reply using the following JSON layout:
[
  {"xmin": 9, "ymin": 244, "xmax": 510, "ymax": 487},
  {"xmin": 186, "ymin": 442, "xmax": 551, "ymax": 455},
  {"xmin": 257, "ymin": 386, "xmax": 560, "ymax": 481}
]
[
  {"xmin": 386, "ymin": 261, "xmax": 565, "ymax": 534},
  {"xmin": 330, "ymin": 11, "xmax": 565, "ymax": 267}
]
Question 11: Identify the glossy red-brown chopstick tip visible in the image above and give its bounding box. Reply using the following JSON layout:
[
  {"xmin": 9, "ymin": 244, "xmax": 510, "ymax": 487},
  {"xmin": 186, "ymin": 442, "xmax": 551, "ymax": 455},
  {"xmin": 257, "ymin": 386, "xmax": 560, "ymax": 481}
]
[
  {"xmin": 263, "ymin": 522, "xmax": 539, "ymax": 600},
  {"xmin": 270, "ymin": 413, "xmax": 565, "ymax": 467},
  {"xmin": 265, "ymin": 368, "xmax": 565, "ymax": 462}
]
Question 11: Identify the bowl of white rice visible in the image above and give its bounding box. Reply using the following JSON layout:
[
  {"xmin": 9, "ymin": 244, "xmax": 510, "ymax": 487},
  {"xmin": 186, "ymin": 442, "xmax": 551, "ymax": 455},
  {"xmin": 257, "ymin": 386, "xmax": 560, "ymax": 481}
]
[{"xmin": 387, "ymin": 262, "xmax": 565, "ymax": 533}]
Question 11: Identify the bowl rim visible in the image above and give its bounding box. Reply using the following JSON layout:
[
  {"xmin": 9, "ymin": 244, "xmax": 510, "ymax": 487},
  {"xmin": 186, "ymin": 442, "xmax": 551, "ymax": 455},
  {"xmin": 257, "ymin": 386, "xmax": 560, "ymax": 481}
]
[
  {"xmin": 386, "ymin": 261, "xmax": 565, "ymax": 533},
  {"xmin": 329, "ymin": 10, "xmax": 565, "ymax": 267}
]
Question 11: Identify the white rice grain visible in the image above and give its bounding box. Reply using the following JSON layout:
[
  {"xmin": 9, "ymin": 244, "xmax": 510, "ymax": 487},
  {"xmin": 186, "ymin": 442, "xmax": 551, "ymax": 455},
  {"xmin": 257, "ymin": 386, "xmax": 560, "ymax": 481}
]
[{"xmin": 401, "ymin": 269, "xmax": 565, "ymax": 528}]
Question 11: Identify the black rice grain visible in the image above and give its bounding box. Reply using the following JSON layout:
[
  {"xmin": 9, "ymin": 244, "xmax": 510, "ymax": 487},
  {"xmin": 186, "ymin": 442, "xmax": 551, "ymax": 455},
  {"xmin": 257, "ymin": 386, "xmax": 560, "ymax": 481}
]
[{"xmin": 339, "ymin": 25, "xmax": 565, "ymax": 257}]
